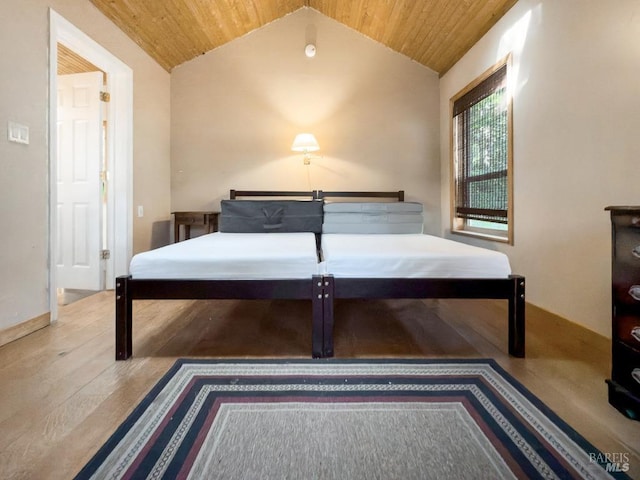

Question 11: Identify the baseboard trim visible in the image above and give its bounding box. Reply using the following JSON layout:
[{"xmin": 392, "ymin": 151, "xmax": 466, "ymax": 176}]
[
  {"xmin": 526, "ymin": 302, "xmax": 610, "ymax": 347},
  {"xmin": 0, "ymin": 313, "xmax": 51, "ymax": 347}
]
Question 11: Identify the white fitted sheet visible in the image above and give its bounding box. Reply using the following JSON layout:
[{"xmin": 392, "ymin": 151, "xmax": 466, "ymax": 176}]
[
  {"xmin": 130, "ymin": 232, "xmax": 319, "ymax": 280},
  {"xmin": 321, "ymin": 234, "xmax": 511, "ymax": 278}
]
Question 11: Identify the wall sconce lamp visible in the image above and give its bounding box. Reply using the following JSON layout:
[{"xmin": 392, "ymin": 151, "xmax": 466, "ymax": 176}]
[{"xmin": 291, "ymin": 133, "xmax": 320, "ymax": 165}]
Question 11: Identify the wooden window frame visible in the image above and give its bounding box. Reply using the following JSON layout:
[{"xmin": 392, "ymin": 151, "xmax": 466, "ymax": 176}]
[{"xmin": 449, "ymin": 55, "xmax": 513, "ymax": 244}]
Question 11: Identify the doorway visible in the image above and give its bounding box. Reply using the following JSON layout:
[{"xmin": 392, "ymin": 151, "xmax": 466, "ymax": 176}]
[
  {"xmin": 49, "ymin": 10, "xmax": 133, "ymax": 319},
  {"xmin": 56, "ymin": 50, "xmax": 106, "ymax": 304}
]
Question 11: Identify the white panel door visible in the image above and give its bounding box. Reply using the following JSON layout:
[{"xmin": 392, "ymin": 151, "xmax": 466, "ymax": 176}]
[{"xmin": 56, "ymin": 71, "xmax": 104, "ymax": 291}]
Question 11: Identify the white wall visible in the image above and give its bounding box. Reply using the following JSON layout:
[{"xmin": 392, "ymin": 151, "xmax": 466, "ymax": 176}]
[
  {"xmin": 0, "ymin": 1, "xmax": 170, "ymax": 334},
  {"xmin": 171, "ymin": 8, "xmax": 441, "ymax": 230},
  {"xmin": 440, "ymin": 0, "xmax": 640, "ymax": 336}
]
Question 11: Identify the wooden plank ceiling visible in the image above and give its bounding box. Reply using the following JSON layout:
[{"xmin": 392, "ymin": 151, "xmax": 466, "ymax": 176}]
[
  {"xmin": 58, "ymin": 43, "xmax": 102, "ymax": 75},
  {"xmin": 90, "ymin": 0, "xmax": 517, "ymax": 74}
]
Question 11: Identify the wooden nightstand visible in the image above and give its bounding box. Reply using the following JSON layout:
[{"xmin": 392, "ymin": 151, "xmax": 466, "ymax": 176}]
[{"xmin": 172, "ymin": 211, "xmax": 219, "ymax": 243}]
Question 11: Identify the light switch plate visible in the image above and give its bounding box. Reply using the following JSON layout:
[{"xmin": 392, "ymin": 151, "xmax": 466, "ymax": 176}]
[{"xmin": 8, "ymin": 121, "xmax": 29, "ymax": 145}]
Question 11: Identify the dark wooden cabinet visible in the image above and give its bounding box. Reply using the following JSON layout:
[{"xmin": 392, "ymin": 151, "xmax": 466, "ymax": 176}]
[
  {"xmin": 605, "ymin": 206, "xmax": 640, "ymax": 420},
  {"xmin": 172, "ymin": 211, "xmax": 219, "ymax": 243}
]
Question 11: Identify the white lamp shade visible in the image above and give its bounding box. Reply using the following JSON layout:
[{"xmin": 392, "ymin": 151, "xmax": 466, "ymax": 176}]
[{"xmin": 291, "ymin": 133, "xmax": 320, "ymax": 152}]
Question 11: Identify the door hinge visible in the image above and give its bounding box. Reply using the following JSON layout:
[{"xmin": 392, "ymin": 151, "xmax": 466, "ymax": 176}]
[
  {"xmin": 100, "ymin": 91, "xmax": 111, "ymax": 102},
  {"xmin": 101, "ymin": 249, "xmax": 111, "ymax": 260}
]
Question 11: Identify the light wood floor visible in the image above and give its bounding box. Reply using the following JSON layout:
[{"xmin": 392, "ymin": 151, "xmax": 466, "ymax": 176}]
[{"xmin": 0, "ymin": 292, "xmax": 638, "ymax": 479}]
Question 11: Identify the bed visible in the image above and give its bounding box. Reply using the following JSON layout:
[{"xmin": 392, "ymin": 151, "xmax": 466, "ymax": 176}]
[
  {"xmin": 316, "ymin": 191, "xmax": 525, "ymax": 358},
  {"xmin": 115, "ymin": 191, "xmax": 327, "ymax": 360},
  {"xmin": 115, "ymin": 190, "xmax": 525, "ymax": 360}
]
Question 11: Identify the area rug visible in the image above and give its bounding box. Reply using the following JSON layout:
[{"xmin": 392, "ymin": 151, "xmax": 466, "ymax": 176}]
[{"xmin": 75, "ymin": 359, "xmax": 631, "ymax": 479}]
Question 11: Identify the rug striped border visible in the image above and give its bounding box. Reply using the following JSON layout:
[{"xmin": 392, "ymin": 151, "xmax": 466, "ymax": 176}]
[{"xmin": 75, "ymin": 359, "xmax": 632, "ymax": 480}]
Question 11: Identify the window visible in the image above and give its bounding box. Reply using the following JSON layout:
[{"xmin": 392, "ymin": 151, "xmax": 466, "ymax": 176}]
[{"xmin": 450, "ymin": 57, "xmax": 513, "ymax": 243}]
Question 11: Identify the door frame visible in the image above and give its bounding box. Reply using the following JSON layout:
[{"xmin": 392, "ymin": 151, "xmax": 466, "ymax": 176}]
[{"xmin": 49, "ymin": 9, "xmax": 133, "ymax": 320}]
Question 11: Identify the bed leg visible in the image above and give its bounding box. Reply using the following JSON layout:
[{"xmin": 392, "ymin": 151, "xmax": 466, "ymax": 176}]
[
  {"xmin": 322, "ymin": 275, "xmax": 335, "ymax": 358},
  {"xmin": 115, "ymin": 275, "xmax": 132, "ymax": 360},
  {"xmin": 312, "ymin": 275, "xmax": 324, "ymax": 358},
  {"xmin": 508, "ymin": 275, "xmax": 526, "ymax": 358}
]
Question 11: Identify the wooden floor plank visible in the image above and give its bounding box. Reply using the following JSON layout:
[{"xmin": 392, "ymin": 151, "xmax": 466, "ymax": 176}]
[{"xmin": 0, "ymin": 291, "xmax": 637, "ymax": 479}]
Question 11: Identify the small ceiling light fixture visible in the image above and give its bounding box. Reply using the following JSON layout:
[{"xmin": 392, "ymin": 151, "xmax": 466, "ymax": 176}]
[
  {"xmin": 305, "ymin": 43, "xmax": 316, "ymax": 58},
  {"xmin": 291, "ymin": 133, "xmax": 320, "ymax": 165}
]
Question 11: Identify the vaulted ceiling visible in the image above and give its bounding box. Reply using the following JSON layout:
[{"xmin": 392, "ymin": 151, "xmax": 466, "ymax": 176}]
[{"xmin": 90, "ymin": 0, "xmax": 517, "ymax": 75}]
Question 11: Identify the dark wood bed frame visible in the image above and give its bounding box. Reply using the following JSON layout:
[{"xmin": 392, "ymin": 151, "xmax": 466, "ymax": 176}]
[{"xmin": 115, "ymin": 190, "xmax": 525, "ymax": 360}]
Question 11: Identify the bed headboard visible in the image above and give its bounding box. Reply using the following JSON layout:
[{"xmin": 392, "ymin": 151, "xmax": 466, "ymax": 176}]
[
  {"xmin": 229, "ymin": 190, "xmax": 317, "ymax": 200},
  {"xmin": 317, "ymin": 191, "xmax": 405, "ymax": 202},
  {"xmin": 228, "ymin": 190, "xmax": 405, "ymax": 201}
]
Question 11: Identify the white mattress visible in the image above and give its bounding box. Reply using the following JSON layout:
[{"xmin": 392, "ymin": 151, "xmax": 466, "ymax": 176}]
[
  {"xmin": 130, "ymin": 232, "xmax": 319, "ymax": 280},
  {"xmin": 321, "ymin": 234, "xmax": 512, "ymax": 278}
]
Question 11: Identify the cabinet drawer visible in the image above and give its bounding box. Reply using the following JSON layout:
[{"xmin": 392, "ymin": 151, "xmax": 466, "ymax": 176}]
[
  {"xmin": 612, "ymin": 220, "xmax": 640, "ymax": 305},
  {"xmin": 612, "ymin": 342, "xmax": 640, "ymax": 397},
  {"xmin": 613, "ymin": 284, "xmax": 640, "ymax": 308},
  {"xmin": 611, "ymin": 212, "xmax": 640, "ymax": 229},
  {"xmin": 614, "ymin": 315, "xmax": 640, "ymax": 350},
  {"xmin": 612, "ymin": 218, "xmax": 640, "ymax": 264},
  {"xmin": 174, "ymin": 213, "xmax": 207, "ymax": 225}
]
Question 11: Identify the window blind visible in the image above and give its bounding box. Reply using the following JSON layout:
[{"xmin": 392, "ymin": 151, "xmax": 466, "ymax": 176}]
[{"xmin": 453, "ymin": 64, "xmax": 508, "ymax": 224}]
